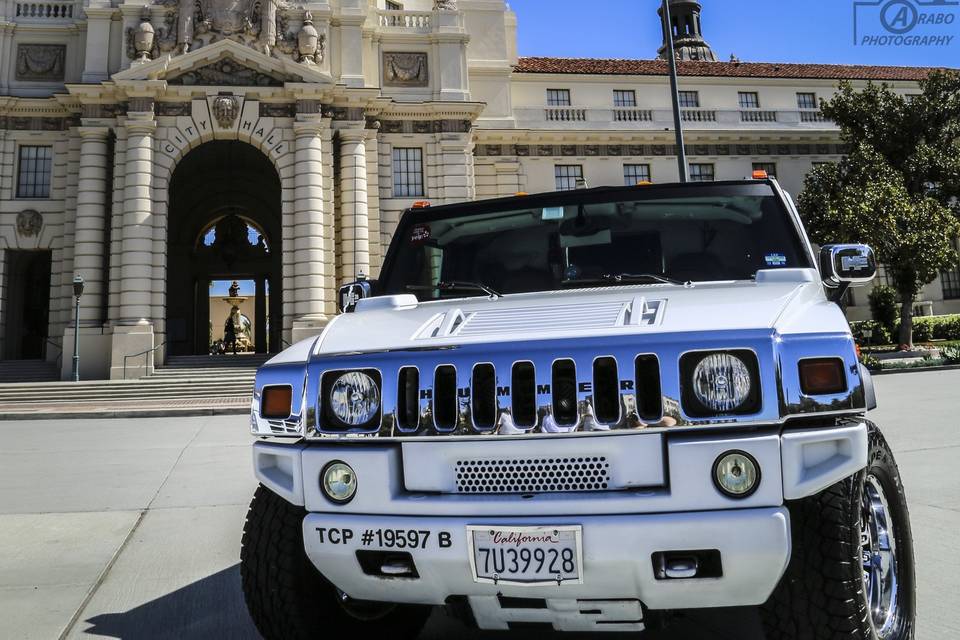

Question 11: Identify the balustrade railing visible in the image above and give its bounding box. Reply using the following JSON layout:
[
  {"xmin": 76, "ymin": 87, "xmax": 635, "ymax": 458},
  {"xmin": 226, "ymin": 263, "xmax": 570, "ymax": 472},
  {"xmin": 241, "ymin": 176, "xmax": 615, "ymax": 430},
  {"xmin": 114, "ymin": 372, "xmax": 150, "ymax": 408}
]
[
  {"xmin": 800, "ymin": 110, "xmax": 829, "ymax": 123},
  {"xmin": 681, "ymin": 109, "xmax": 717, "ymax": 122},
  {"xmin": 377, "ymin": 10, "xmax": 432, "ymax": 30},
  {"xmin": 544, "ymin": 107, "xmax": 587, "ymax": 122},
  {"xmin": 613, "ymin": 108, "xmax": 653, "ymax": 122},
  {"xmin": 740, "ymin": 109, "xmax": 778, "ymax": 122},
  {"xmin": 15, "ymin": 1, "xmax": 74, "ymax": 19}
]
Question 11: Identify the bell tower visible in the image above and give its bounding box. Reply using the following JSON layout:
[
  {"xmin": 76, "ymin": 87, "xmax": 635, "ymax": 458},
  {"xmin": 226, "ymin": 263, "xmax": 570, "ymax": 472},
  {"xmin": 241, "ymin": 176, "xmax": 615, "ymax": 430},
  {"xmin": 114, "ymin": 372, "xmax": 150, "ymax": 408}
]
[{"xmin": 657, "ymin": 0, "xmax": 718, "ymax": 62}]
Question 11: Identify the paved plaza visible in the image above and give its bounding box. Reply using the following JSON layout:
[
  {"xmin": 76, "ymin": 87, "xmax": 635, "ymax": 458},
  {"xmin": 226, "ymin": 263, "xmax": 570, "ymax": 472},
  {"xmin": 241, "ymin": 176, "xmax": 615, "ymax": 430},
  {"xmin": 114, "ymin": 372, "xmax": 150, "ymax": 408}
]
[{"xmin": 1, "ymin": 369, "xmax": 958, "ymax": 640}]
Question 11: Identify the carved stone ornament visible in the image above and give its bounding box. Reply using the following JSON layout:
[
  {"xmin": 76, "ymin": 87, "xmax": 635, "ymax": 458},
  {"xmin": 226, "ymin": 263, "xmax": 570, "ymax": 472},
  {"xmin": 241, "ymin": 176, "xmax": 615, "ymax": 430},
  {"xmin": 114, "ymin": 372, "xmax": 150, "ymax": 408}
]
[
  {"xmin": 212, "ymin": 94, "xmax": 240, "ymax": 127},
  {"xmin": 167, "ymin": 59, "xmax": 286, "ymax": 86},
  {"xmin": 134, "ymin": 9, "xmax": 157, "ymax": 62},
  {"xmin": 16, "ymin": 209, "xmax": 43, "ymax": 237},
  {"xmin": 296, "ymin": 11, "xmax": 324, "ymax": 64},
  {"xmin": 15, "ymin": 44, "xmax": 66, "ymax": 81},
  {"xmin": 382, "ymin": 52, "xmax": 428, "ymax": 87},
  {"xmin": 433, "ymin": 0, "xmax": 457, "ymax": 10}
]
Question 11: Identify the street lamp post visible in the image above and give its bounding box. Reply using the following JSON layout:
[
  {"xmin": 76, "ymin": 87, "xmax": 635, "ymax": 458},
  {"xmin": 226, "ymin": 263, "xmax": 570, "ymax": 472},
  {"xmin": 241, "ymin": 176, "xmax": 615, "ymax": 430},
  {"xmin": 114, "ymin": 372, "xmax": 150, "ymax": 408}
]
[
  {"xmin": 661, "ymin": 0, "xmax": 689, "ymax": 182},
  {"xmin": 71, "ymin": 275, "xmax": 84, "ymax": 382}
]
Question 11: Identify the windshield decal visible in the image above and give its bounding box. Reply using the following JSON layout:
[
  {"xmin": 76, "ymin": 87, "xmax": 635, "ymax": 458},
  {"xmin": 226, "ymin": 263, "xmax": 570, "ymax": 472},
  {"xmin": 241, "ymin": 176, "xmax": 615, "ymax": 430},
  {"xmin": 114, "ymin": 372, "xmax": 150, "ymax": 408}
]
[
  {"xmin": 764, "ymin": 253, "xmax": 787, "ymax": 267},
  {"xmin": 410, "ymin": 224, "xmax": 431, "ymax": 244},
  {"xmin": 541, "ymin": 206, "xmax": 565, "ymax": 220}
]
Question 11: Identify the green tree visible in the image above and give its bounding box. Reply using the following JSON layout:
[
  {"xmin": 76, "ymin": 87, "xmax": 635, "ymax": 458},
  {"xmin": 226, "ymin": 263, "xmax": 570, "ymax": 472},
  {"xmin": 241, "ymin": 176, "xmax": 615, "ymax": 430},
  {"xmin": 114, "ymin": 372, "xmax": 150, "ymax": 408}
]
[{"xmin": 798, "ymin": 71, "xmax": 960, "ymax": 348}]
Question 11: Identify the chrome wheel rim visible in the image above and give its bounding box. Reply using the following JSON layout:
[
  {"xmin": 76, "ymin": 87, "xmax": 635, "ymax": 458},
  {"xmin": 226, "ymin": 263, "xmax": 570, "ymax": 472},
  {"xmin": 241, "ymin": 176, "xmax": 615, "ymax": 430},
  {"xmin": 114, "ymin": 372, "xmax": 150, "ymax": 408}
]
[{"xmin": 861, "ymin": 473, "xmax": 899, "ymax": 638}]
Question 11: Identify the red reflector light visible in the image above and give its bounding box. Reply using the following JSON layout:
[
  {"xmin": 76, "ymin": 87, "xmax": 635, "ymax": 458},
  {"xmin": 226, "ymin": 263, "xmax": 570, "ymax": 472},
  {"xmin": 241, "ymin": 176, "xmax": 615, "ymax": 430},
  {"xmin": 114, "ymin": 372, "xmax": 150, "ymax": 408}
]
[
  {"xmin": 752, "ymin": 169, "xmax": 768, "ymax": 180},
  {"xmin": 799, "ymin": 359, "xmax": 847, "ymax": 395},
  {"xmin": 412, "ymin": 200, "xmax": 431, "ymax": 209},
  {"xmin": 261, "ymin": 386, "xmax": 293, "ymax": 419}
]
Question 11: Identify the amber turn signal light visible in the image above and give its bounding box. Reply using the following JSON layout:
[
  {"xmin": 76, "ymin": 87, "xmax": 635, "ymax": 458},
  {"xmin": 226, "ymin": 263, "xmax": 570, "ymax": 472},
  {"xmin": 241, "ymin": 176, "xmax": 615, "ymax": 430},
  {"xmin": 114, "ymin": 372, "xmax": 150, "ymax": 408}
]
[
  {"xmin": 798, "ymin": 358, "xmax": 847, "ymax": 395},
  {"xmin": 412, "ymin": 200, "xmax": 432, "ymax": 209},
  {"xmin": 752, "ymin": 169, "xmax": 768, "ymax": 180},
  {"xmin": 261, "ymin": 386, "xmax": 293, "ymax": 419}
]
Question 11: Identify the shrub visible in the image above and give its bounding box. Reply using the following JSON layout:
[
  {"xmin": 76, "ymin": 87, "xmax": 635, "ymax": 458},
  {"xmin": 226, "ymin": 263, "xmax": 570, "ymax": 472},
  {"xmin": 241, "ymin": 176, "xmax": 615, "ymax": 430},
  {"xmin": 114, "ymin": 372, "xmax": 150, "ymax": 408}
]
[
  {"xmin": 913, "ymin": 318, "xmax": 933, "ymax": 343},
  {"xmin": 850, "ymin": 320, "xmax": 892, "ymax": 346},
  {"xmin": 942, "ymin": 345, "xmax": 960, "ymax": 364},
  {"xmin": 868, "ymin": 284, "xmax": 900, "ymax": 332}
]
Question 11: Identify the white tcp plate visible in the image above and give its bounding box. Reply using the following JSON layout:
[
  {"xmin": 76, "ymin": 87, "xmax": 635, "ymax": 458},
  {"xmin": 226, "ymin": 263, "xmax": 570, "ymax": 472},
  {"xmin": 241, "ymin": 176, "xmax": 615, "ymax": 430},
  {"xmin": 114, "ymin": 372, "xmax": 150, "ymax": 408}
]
[{"xmin": 467, "ymin": 525, "xmax": 583, "ymax": 586}]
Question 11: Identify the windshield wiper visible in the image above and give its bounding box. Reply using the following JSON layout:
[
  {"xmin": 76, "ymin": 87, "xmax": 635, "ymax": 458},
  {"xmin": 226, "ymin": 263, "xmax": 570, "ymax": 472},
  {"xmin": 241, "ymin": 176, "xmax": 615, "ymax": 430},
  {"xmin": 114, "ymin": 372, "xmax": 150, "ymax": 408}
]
[
  {"xmin": 406, "ymin": 281, "xmax": 502, "ymax": 298},
  {"xmin": 562, "ymin": 273, "xmax": 688, "ymax": 287}
]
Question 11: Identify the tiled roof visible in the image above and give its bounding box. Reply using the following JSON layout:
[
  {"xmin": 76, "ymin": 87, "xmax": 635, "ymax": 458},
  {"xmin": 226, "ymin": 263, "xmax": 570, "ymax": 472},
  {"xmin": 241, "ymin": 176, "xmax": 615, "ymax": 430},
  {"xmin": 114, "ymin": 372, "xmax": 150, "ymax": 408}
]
[{"xmin": 514, "ymin": 57, "xmax": 942, "ymax": 81}]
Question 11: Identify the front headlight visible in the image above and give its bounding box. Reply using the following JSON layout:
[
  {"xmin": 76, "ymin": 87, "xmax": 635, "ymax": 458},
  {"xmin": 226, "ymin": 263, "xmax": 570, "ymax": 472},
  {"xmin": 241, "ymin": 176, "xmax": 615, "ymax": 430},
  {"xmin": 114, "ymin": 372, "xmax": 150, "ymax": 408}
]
[
  {"xmin": 328, "ymin": 371, "xmax": 381, "ymax": 427},
  {"xmin": 681, "ymin": 350, "xmax": 760, "ymax": 417}
]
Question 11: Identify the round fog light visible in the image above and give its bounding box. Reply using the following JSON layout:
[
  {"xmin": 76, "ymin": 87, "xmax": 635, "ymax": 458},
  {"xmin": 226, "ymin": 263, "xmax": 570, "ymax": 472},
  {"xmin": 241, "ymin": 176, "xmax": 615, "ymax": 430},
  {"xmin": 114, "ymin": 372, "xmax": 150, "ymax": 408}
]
[
  {"xmin": 713, "ymin": 450, "xmax": 760, "ymax": 498},
  {"xmin": 321, "ymin": 461, "xmax": 357, "ymax": 504}
]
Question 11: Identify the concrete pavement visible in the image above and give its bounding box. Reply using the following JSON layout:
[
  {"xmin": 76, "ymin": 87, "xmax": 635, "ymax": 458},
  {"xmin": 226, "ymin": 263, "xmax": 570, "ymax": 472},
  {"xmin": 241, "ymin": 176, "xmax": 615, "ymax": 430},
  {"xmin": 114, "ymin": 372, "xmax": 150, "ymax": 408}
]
[{"xmin": 1, "ymin": 370, "xmax": 957, "ymax": 639}]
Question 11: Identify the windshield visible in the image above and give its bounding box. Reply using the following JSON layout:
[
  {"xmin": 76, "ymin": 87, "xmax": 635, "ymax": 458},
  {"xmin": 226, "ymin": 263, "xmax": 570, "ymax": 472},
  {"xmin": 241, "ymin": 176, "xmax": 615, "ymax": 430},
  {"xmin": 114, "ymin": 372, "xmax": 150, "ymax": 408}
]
[{"xmin": 381, "ymin": 183, "xmax": 812, "ymax": 301}]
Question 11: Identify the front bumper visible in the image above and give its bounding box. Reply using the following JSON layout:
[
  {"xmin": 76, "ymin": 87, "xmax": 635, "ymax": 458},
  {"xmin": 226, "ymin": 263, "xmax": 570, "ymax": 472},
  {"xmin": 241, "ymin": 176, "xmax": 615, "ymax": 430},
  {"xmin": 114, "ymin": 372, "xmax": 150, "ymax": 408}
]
[
  {"xmin": 254, "ymin": 421, "xmax": 868, "ymax": 616},
  {"xmin": 302, "ymin": 507, "xmax": 790, "ymax": 611}
]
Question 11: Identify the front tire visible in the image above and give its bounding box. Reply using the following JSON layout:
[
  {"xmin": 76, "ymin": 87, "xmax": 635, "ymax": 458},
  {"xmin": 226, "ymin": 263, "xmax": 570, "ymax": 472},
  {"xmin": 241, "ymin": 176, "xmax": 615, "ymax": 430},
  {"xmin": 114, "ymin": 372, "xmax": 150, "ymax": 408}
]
[
  {"xmin": 240, "ymin": 485, "xmax": 432, "ymax": 640},
  {"xmin": 761, "ymin": 422, "xmax": 915, "ymax": 640}
]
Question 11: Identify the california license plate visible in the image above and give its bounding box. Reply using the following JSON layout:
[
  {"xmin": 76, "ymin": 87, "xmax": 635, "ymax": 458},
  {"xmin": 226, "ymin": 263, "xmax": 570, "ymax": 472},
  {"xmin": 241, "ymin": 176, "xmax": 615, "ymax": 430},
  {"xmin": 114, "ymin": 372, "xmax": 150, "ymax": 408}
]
[{"xmin": 467, "ymin": 525, "xmax": 583, "ymax": 585}]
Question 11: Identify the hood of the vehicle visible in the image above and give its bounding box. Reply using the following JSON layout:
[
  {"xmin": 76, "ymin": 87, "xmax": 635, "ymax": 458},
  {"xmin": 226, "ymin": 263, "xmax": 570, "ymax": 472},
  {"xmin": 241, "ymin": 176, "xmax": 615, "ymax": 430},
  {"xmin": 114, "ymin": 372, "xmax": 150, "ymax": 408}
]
[{"xmin": 311, "ymin": 269, "xmax": 846, "ymax": 356}]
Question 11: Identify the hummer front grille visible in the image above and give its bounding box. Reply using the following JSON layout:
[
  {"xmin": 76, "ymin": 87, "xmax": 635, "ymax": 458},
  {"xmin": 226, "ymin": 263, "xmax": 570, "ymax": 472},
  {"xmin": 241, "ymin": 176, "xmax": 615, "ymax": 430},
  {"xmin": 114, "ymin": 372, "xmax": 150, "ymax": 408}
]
[{"xmin": 455, "ymin": 455, "xmax": 611, "ymax": 494}]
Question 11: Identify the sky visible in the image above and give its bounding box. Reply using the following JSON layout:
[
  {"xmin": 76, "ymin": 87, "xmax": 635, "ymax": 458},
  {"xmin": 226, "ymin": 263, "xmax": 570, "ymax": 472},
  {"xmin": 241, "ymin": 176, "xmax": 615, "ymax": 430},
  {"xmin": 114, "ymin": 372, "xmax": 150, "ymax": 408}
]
[{"xmin": 512, "ymin": 0, "xmax": 960, "ymax": 68}]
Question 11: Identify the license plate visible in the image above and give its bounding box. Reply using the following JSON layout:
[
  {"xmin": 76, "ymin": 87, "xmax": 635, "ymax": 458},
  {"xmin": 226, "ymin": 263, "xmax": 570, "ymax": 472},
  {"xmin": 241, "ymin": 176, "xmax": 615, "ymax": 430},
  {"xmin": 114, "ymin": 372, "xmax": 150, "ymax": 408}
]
[{"xmin": 467, "ymin": 525, "xmax": 583, "ymax": 586}]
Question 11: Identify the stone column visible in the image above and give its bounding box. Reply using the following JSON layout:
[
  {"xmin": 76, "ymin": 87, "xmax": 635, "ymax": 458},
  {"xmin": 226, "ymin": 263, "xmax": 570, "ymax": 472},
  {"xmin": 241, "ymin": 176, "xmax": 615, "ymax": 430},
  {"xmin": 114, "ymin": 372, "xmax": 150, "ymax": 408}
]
[
  {"xmin": 108, "ymin": 110, "xmax": 156, "ymax": 379},
  {"xmin": 338, "ymin": 128, "xmax": 369, "ymax": 283},
  {"xmin": 119, "ymin": 113, "xmax": 156, "ymax": 324},
  {"xmin": 291, "ymin": 118, "xmax": 329, "ymax": 341},
  {"xmin": 73, "ymin": 125, "xmax": 110, "ymax": 326}
]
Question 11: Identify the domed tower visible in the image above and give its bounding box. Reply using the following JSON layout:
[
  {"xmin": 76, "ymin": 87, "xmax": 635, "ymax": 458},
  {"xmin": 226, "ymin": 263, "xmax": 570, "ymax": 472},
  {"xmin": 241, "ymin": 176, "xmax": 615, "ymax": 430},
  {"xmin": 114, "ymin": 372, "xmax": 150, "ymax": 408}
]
[{"xmin": 657, "ymin": 0, "xmax": 718, "ymax": 62}]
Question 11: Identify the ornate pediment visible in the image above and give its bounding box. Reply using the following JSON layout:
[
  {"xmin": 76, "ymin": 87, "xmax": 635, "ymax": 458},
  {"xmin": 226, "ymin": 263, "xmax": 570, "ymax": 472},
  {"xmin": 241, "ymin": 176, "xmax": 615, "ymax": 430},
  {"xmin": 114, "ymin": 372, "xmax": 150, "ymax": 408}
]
[
  {"xmin": 111, "ymin": 38, "xmax": 331, "ymax": 86},
  {"xmin": 166, "ymin": 58, "xmax": 287, "ymax": 86}
]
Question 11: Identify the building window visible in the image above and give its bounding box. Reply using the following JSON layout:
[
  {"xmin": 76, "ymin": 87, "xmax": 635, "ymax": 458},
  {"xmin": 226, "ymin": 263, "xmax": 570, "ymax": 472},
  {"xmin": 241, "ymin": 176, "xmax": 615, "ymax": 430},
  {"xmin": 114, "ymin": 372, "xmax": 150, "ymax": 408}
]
[
  {"xmin": 689, "ymin": 163, "xmax": 715, "ymax": 182},
  {"xmin": 546, "ymin": 89, "xmax": 571, "ymax": 106},
  {"xmin": 752, "ymin": 162, "xmax": 777, "ymax": 178},
  {"xmin": 678, "ymin": 91, "xmax": 700, "ymax": 108},
  {"xmin": 613, "ymin": 90, "xmax": 636, "ymax": 107},
  {"xmin": 555, "ymin": 165, "xmax": 583, "ymax": 191},
  {"xmin": 392, "ymin": 147, "xmax": 424, "ymax": 197},
  {"xmin": 942, "ymin": 264, "xmax": 960, "ymax": 299},
  {"xmin": 876, "ymin": 263, "xmax": 896, "ymax": 288},
  {"xmin": 738, "ymin": 92, "xmax": 760, "ymax": 109},
  {"xmin": 623, "ymin": 164, "xmax": 651, "ymax": 186},
  {"xmin": 797, "ymin": 92, "xmax": 818, "ymax": 109},
  {"xmin": 16, "ymin": 145, "xmax": 53, "ymax": 199},
  {"xmin": 385, "ymin": 0, "xmax": 402, "ymax": 9}
]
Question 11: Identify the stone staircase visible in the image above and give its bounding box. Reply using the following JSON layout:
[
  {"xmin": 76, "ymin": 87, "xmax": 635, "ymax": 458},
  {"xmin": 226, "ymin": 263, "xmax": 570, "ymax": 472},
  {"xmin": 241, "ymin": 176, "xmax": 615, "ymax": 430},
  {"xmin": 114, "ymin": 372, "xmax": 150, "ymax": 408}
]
[
  {"xmin": 0, "ymin": 353, "xmax": 271, "ymax": 418},
  {"xmin": 0, "ymin": 359, "xmax": 60, "ymax": 383}
]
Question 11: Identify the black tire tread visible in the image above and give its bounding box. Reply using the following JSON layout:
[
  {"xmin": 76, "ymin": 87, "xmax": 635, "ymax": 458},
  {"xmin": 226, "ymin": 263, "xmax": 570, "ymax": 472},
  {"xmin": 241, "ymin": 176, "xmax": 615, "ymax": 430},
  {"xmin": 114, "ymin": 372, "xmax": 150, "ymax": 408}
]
[
  {"xmin": 760, "ymin": 423, "xmax": 915, "ymax": 640},
  {"xmin": 240, "ymin": 485, "xmax": 431, "ymax": 640}
]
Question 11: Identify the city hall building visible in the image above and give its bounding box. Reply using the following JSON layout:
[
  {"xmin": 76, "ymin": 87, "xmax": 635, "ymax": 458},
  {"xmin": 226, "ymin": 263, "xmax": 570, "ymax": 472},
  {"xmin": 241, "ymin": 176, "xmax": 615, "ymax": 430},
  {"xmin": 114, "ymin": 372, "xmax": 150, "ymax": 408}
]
[{"xmin": 0, "ymin": 0, "xmax": 953, "ymax": 379}]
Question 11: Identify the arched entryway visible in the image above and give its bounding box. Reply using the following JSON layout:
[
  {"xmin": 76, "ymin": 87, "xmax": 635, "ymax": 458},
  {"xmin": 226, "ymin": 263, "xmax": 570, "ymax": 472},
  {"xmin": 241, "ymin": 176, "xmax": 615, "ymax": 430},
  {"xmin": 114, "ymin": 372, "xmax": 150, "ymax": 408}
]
[{"xmin": 166, "ymin": 141, "xmax": 283, "ymax": 356}]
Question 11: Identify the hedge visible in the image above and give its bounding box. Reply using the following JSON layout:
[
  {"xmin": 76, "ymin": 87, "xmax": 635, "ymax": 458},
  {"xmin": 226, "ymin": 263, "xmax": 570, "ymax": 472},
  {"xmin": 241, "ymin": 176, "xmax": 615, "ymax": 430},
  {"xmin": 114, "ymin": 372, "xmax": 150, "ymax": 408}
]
[{"xmin": 851, "ymin": 314, "xmax": 960, "ymax": 345}]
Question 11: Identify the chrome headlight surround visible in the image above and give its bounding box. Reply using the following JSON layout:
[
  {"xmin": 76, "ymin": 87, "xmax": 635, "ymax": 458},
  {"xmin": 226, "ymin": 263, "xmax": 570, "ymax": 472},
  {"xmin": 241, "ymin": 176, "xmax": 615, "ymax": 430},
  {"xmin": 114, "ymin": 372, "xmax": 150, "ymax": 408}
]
[
  {"xmin": 320, "ymin": 369, "xmax": 383, "ymax": 431},
  {"xmin": 680, "ymin": 350, "xmax": 761, "ymax": 418}
]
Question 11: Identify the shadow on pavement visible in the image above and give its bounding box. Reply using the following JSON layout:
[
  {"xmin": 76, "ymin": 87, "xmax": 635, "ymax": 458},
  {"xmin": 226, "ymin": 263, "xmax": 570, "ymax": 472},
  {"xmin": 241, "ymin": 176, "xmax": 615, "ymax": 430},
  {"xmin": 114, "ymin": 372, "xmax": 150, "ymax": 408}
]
[{"xmin": 78, "ymin": 563, "xmax": 763, "ymax": 640}]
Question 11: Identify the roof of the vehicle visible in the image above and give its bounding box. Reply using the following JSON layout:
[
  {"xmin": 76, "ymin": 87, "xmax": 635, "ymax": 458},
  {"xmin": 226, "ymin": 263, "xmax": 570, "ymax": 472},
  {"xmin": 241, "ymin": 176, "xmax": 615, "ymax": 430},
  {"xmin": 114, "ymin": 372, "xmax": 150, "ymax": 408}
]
[{"xmin": 402, "ymin": 179, "xmax": 777, "ymax": 219}]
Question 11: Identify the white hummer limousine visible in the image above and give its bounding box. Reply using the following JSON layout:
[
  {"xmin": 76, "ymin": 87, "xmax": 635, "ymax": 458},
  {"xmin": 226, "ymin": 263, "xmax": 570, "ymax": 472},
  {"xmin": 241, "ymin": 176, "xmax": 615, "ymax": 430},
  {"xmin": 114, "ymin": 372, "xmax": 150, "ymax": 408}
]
[{"xmin": 240, "ymin": 178, "xmax": 914, "ymax": 640}]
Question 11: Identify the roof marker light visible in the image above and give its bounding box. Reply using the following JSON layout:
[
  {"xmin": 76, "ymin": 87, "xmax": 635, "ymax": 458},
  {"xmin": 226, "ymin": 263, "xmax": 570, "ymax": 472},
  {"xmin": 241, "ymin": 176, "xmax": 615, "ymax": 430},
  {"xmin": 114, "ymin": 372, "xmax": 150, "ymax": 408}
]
[
  {"xmin": 412, "ymin": 201, "xmax": 431, "ymax": 209},
  {"xmin": 752, "ymin": 169, "xmax": 768, "ymax": 180}
]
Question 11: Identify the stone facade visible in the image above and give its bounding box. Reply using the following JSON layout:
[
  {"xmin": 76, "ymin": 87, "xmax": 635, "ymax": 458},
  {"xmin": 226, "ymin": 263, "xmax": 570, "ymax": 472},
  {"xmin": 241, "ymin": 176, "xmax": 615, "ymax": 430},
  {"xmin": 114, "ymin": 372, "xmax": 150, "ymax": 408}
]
[{"xmin": 0, "ymin": 0, "xmax": 953, "ymax": 378}]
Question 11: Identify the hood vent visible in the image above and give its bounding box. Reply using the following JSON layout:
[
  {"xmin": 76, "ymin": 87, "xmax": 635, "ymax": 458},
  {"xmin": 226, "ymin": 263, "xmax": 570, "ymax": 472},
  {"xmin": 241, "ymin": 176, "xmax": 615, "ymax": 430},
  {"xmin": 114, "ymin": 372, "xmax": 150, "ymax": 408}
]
[{"xmin": 413, "ymin": 297, "xmax": 666, "ymax": 340}]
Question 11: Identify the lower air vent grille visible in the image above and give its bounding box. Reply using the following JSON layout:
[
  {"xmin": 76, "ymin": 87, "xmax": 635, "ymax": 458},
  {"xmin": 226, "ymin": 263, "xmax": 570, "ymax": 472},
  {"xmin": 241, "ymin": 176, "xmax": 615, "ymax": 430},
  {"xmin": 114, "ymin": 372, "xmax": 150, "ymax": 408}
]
[{"xmin": 455, "ymin": 457, "xmax": 610, "ymax": 494}]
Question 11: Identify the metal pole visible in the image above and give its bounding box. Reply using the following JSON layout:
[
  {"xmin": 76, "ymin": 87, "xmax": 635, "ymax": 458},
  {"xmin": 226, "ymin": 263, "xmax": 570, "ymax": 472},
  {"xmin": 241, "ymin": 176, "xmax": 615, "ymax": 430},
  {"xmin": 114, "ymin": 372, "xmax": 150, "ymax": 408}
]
[
  {"xmin": 71, "ymin": 295, "xmax": 80, "ymax": 382},
  {"xmin": 661, "ymin": 0, "xmax": 688, "ymax": 182}
]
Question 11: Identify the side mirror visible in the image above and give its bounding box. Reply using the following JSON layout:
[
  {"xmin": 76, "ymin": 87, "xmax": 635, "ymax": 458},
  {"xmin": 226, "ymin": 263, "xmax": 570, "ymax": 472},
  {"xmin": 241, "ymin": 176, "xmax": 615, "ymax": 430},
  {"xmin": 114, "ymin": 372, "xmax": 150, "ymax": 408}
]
[
  {"xmin": 819, "ymin": 244, "xmax": 877, "ymax": 287},
  {"xmin": 338, "ymin": 279, "xmax": 375, "ymax": 313}
]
